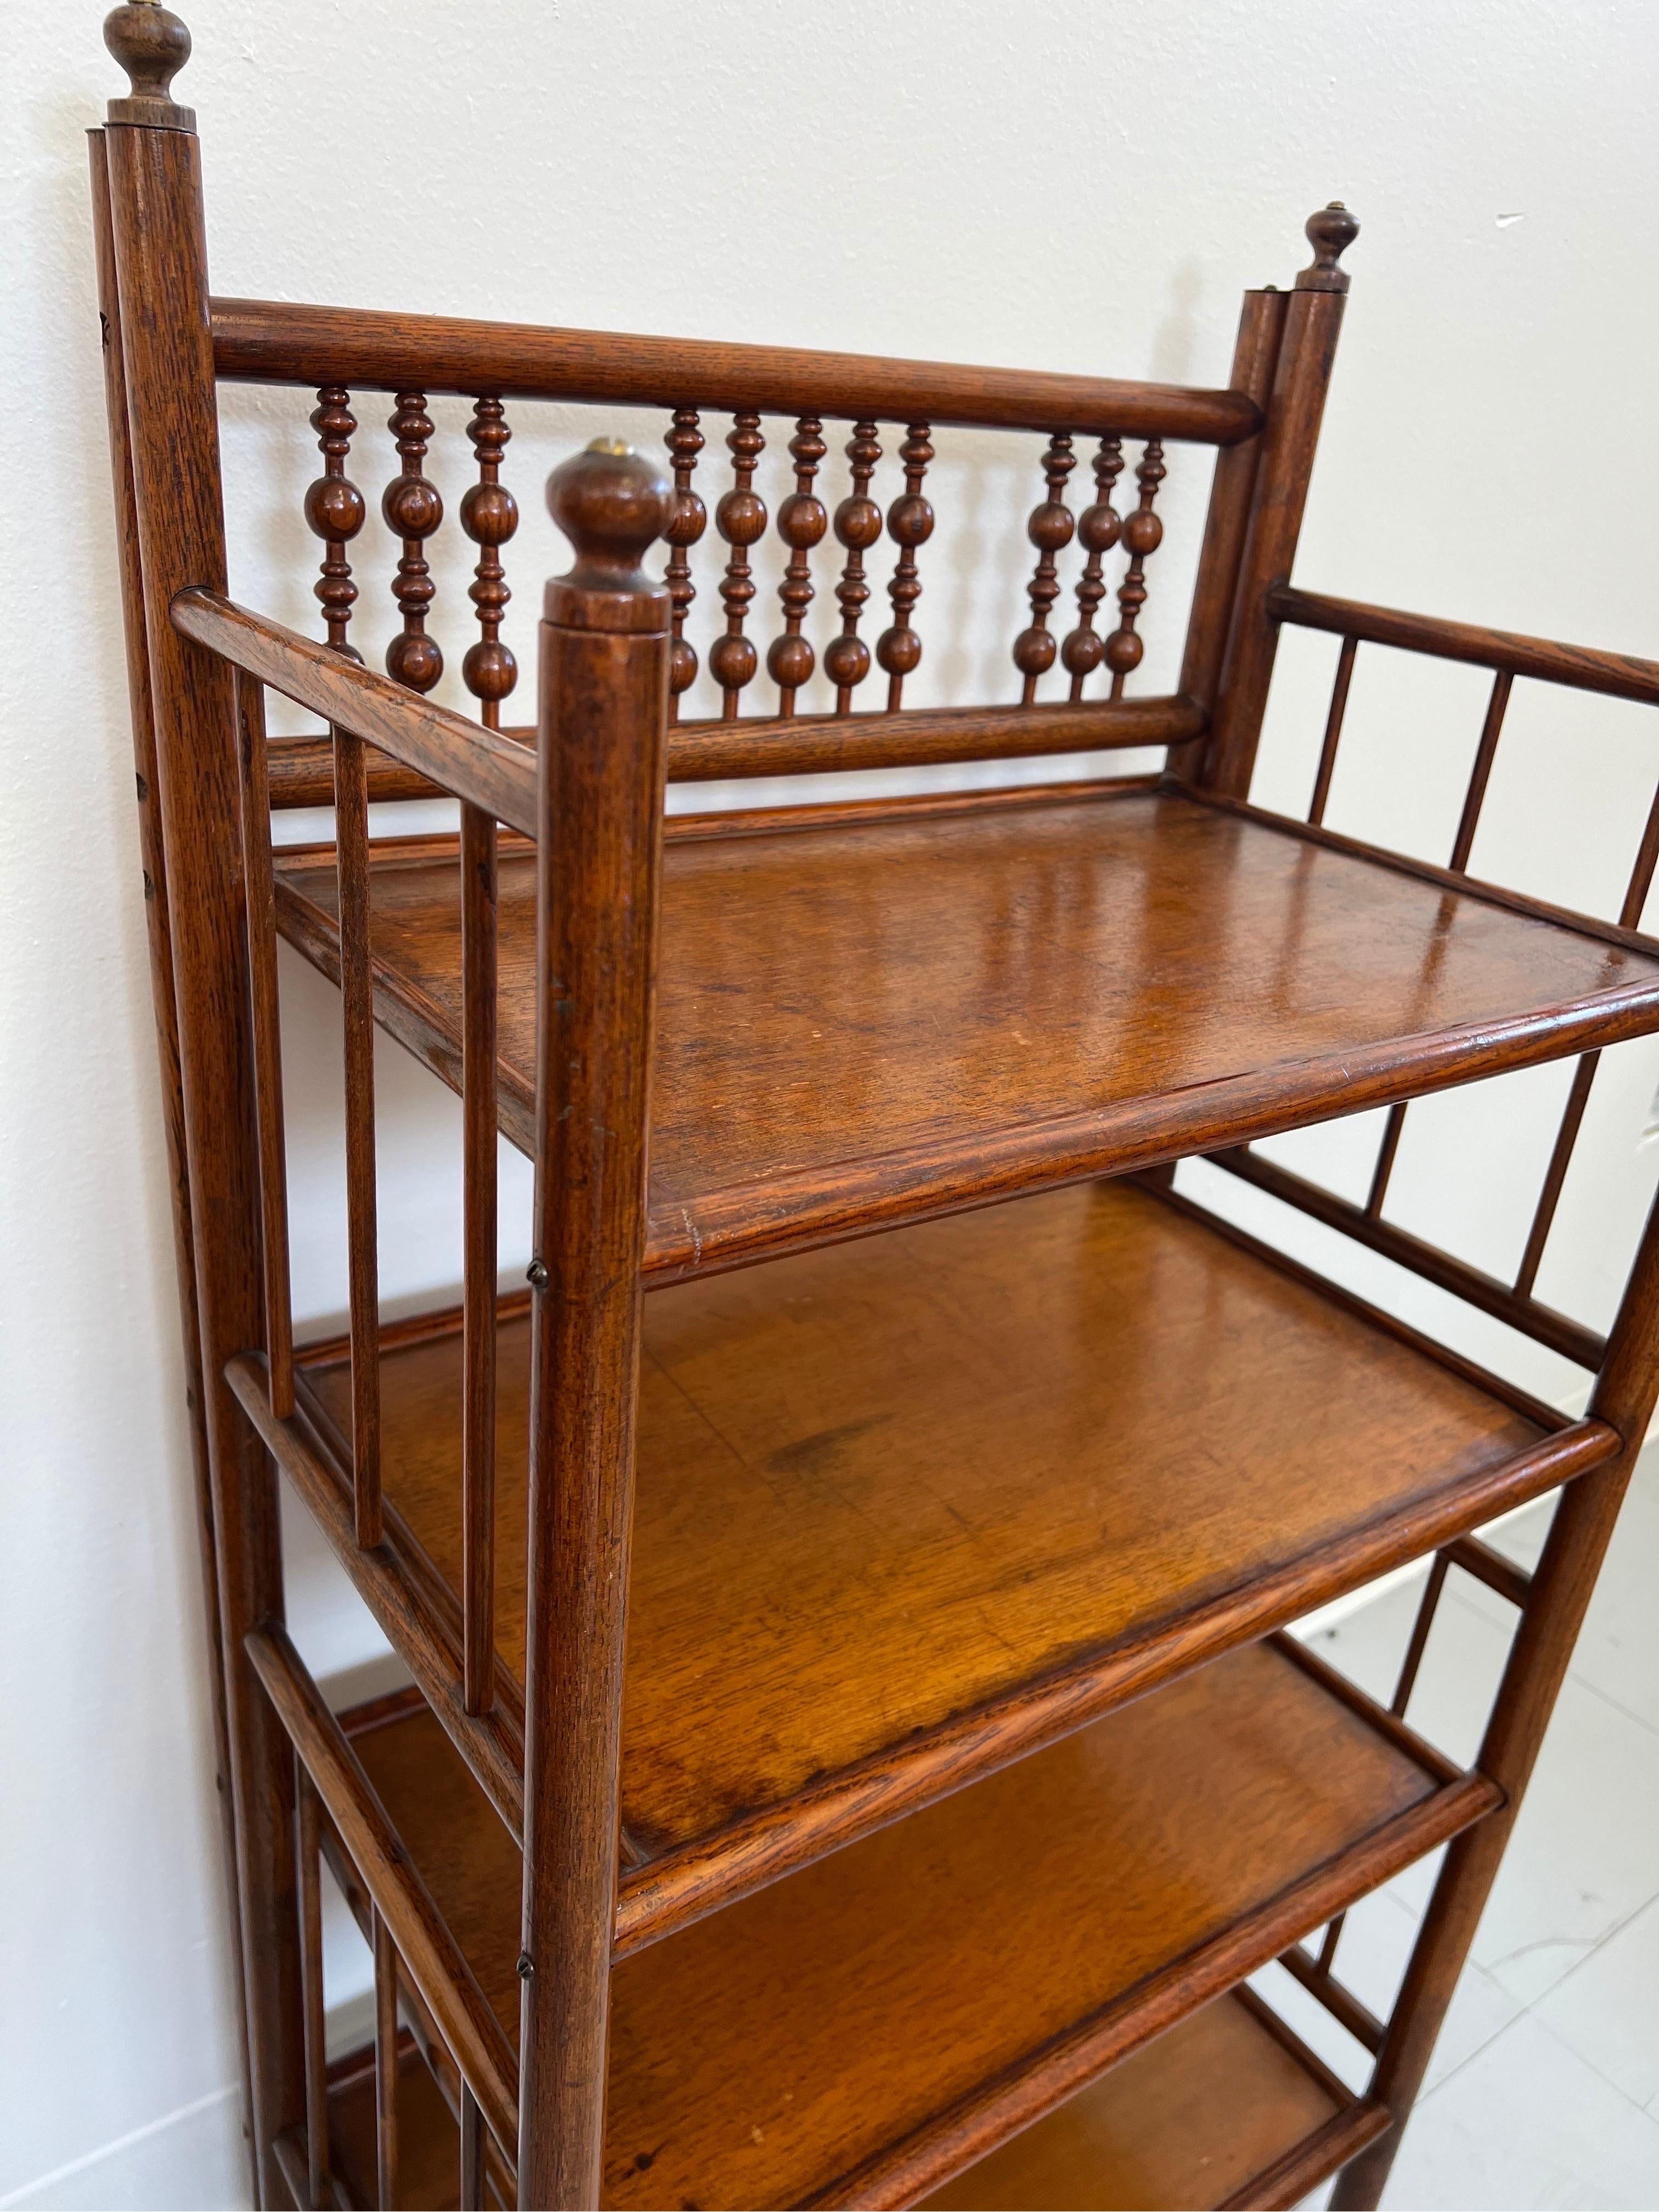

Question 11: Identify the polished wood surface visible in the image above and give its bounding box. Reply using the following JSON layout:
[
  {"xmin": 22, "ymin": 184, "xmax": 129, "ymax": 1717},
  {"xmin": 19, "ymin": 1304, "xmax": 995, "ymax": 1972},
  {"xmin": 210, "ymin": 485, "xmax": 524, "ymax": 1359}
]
[
  {"xmin": 919, "ymin": 1992, "xmax": 1356, "ymax": 2212},
  {"xmin": 302, "ymin": 1180, "xmax": 1541, "ymax": 1879},
  {"xmin": 210, "ymin": 296, "xmax": 1265, "ymax": 443},
  {"xmin": 341, "ymin": 1638, "xmax": 1466, "ymax": 2209},
  {"xmin": 273, "ymin": 784, "xmax": 1659, "ymax": 1278}
]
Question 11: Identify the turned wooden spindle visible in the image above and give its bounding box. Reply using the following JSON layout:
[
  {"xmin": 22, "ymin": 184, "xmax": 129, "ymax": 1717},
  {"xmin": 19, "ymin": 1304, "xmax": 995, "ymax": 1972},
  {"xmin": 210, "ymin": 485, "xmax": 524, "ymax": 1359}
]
[
  {"xmin": 1062, "ymin": 437, "xmax": 1125, "ymax": 698},
  {"xmin": 877, "ymin": 422, "xmax": 935, "ymax": 711},
  {"xmin": 460, "ymin": 398, "xmax": 517, "ymax": 729},
  {"xmin": 663, "ymin": 408, "xmax": 707, "ymax": 721},
  {"xmin": 103, "ymin": 0, "xmax": 195, "ymax": 127},
  {"xmin": 1012, "ymin": 434, "xmax": 1077, "ymax": 705},
  {"xmin": 1104, "ymin": 438, "xmax": 1166, "ymax": 698},
  {"xmin": 769, "ymin": 415, "xmax": 828, "ymax": 716},
  {"xmin": 383, "ymin": 391, "xmax": 443, "ymax": 693},
  {"xmin": 825, "ymin": 421, "xmax": 883, "ymax": 715},
  {"xmin": 304, "ymin": 387, "xmax": 366, "ymax": 659},
  {"xmin": 709, "ymin": 412, "xmax": 767, "ymax": 719},
  {"xmin": 1299, "ymin": 200, "xmax": 1362, "ymax": 293}
]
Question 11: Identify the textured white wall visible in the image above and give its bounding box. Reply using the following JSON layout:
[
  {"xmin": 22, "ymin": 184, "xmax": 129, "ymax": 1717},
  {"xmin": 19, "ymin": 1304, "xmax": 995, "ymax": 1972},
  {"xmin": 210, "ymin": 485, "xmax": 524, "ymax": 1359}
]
[{"xmin": 5, "ymin": 1, "xmax": 1658, "ymax": 2200}]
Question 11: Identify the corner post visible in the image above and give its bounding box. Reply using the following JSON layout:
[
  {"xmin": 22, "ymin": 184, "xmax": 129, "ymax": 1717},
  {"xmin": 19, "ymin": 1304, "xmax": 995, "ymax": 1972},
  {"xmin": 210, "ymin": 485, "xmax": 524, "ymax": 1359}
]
[
  {"xmin": 519, "ymin": 444, "xmax": 672, "ymax": 2207},
  {"xmin": 99, "ymin": 7, "xmax": 302, "ymax": 2199},
  {"xmin": 1332, "ymin": 1185, "xmax": 1659, "ymax": 2207},
  {"xmin": 1198, "ymin": 203, "xmax": 1359, "ymax": 797}
]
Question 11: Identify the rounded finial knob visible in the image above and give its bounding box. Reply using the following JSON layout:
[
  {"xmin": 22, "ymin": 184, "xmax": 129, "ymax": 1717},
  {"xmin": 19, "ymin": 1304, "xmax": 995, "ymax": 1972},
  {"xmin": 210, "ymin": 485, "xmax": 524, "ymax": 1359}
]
[
  {"xmin": 545, "ymin": 440, "xmax": 672, "ymax": 631},
  {"xmin": 104, "ymin": 3, "xmax": 195, "ymax": 129},
  {"xmin": 1297, "ymin": 201, "xmax": 1360, "ymax": 293}
]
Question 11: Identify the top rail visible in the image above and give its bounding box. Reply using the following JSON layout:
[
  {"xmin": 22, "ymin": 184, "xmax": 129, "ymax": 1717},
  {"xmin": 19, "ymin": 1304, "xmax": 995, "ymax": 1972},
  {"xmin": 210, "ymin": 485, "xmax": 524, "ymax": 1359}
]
[
  {"xmin": 171, "ymin": 589, "xmax": 539, "ymax": 838},
  {"xmin": 210, "ymin": 298, "xmax": 1265, "ymax": 446},
  {"xmin": 1271, "ymin": 585, "xmax": 1659, "ymax": 709}
]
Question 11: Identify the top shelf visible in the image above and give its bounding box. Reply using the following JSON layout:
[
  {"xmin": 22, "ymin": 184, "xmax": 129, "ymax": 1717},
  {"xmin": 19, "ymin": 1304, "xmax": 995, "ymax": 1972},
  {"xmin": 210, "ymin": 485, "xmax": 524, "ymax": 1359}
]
[{"xmin": 273, "ymin": 779, "xmax": 1659, "ymax": 1281}]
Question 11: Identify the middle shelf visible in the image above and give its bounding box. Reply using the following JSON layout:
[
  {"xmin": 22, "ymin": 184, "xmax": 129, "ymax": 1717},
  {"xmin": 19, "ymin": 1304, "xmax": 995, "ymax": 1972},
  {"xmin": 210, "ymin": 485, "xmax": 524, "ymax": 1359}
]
[{"xmin": 290, "ymin": 1178, "xmax": 1611, "ymax": 1946}]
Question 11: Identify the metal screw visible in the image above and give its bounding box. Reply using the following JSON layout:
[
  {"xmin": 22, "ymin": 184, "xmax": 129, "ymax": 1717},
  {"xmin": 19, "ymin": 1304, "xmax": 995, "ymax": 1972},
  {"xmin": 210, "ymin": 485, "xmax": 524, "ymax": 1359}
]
[
  {"xmin": 526, "ymin": 1260, "xmax": 549, "ymax": 1291},
  {"xmin": 516, "ymin": 1951, "xmax": 534, "ymax": 1980}
]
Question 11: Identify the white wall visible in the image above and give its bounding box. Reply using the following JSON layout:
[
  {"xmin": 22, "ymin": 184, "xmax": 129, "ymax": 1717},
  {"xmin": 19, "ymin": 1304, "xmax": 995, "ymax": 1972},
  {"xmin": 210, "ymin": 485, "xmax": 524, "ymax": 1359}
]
[{"xmin": 5, "ymin": 2, "xmax": 1658, "ymax": 2201}]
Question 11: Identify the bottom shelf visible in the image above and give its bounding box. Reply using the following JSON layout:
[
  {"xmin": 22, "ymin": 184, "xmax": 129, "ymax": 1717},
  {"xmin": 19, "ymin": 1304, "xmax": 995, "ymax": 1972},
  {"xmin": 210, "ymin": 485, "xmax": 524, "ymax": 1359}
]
[
  {"xmin": 323, "ymin": 1637, "xmax": 1486, "ymax": 2208},
  {"xmin": 317, "ymin": 1991, "xmax": 1384, "ymax": 2212}
]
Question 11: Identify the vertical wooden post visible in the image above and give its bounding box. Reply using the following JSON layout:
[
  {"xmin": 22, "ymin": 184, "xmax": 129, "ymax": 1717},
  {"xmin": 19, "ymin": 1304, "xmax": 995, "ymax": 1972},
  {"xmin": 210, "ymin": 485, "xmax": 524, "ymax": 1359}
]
[
  {"xmin": 1164, "ymin": 285, "xmax": 1289, "ymax": 782},
  {"xmin": 1199, "ymin": 203, "xmax": 1359, "ymax": 799},
  {"xmin": 87, "ymin": 115, "xmax": 255, "ymax": 2181},
  {"xmin": 1332, "ymin": 1185, "xmax": 1659, "ymax": 2208},
  {"xmin": 518, "ymin": 443, "xmax": 672, "ymax": 2207},
  {"xmin": 99, "ymin": 8, "xmax": 303, "ymax": 2200}
]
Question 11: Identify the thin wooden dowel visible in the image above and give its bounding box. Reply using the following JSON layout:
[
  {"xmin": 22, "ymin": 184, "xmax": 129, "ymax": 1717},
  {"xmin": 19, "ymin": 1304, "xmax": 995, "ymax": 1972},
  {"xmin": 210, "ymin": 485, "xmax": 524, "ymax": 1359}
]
[
  {"xmin": 372, "ymin": 1906, "xmax": 399, "ymax": 2209},
  {"xmin": 1316, "ymin": 1914, "xmax": 1344, "ymax": 1972},
  {"xmin": 333, "ymin": 722, "xmax": 382, "ymax": 1548},
  {"xmin": 234, "ymin": 672, "xmax": 295, "ymax": 1418},
  {"xmin": 1514, "ymin": 1052, "xmax": 1600, "ymax": 1298},
  {"xmin": 1621, "ymin": 776, "xmax": 1659, "ymax": 930},
  {"xmin": 460, "ymin": 800, "xmax": 498, "ymax": 1717},
  {"xmin": 1391, "ymin": 1551, "xmax": 1451, "ymax": 1718},
  {"xmin": 460, "ymin": 2084, "xmax": 485, "ymax": 2212},
  {"xmin": 1444, "ymin": 1532, "xmax": 1531, "ymax": 1610},
  {"xmin": 1277, "ymin": 1939, "xmax": 1385, "ymax": 2056},
  {"xmin": 1448, "ymin": 670, "xmax": 1511, "ymax": 873},
  {"xmin": 1307, "ymin": 634, "xmax": 1357, "ymax": 827},
  {"xmin": 1365, "ymin": 1101, "xmax": 1408, "ymax": 1219},
  {"xmin": 295, "ymin": 1769, "xmax": 329, "ymax": 2210}
]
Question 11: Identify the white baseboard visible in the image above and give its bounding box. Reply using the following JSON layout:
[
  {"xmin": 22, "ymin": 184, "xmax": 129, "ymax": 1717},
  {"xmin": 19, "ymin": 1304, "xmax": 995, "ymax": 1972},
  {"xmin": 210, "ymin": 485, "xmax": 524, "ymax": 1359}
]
[{"xmin": 1, "ymin": 2087, "xmax": 250, "ymax": 2212}]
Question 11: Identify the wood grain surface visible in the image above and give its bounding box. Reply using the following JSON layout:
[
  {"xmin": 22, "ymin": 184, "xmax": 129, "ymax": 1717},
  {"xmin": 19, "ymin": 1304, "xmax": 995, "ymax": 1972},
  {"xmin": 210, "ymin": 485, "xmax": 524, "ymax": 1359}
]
[
  {"xmin": 273, "ymin": 785, "xmax": 1659, "ymax": 1280},
  {"xmin": 341, "ymin": 1638, "xmax": 1457, "ymax": 2209}
]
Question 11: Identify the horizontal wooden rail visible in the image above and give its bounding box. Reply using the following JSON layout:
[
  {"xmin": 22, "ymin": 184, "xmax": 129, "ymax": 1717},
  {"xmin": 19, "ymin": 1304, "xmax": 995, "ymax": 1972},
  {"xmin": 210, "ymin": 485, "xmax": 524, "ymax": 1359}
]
[
  {"xmin": 264, "ymin": 697, "xmax": 1204, "ymax": 808},
  {"xmin": 1444, "ymin": 1532, "xmax": 1531, "ymax": 1609},
  {"xmin": 211, "ymin": 298, "xmax": 1264, "ymax": 445},
  {"xmin": 1269, "ymin": 585, "xmax": 1659, "ymax": 709},
  {"xmin": 171, "ymin": 590, "xmax": 538, "ymax": 836},
  {"xmin": 244, "ymin": 1622, "xmax": 520, "ymax": 2159},
  {"xmin": 1209, "ymin": 1144, "xmax": 1607, "ymax": 1371}
]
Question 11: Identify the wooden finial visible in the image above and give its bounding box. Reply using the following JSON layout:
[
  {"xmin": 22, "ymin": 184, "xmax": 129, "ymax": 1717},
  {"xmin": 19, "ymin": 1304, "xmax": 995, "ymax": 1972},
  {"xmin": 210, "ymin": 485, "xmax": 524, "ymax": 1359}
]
[
  {"xmin": 104, "ymin": 2, "xmax": 195, "ymax": 130},
  {"xmin": 1296, "ymin": 201, "xmax": 1359, "ymax": 292},
  {"xmin": 545, "ymin": 443, "xmax": 671, "ymax": 633}
]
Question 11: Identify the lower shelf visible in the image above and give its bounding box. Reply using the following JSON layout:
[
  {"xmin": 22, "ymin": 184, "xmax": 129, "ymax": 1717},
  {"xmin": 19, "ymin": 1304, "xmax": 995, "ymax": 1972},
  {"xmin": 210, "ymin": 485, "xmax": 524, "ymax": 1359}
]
[
  {"xmin": 329, "ymin": 1637, "xmax": 1492, "ymax": 2208},
  {"xmin": 319, "ymin": 1990, "xmax": 1385, "ymax": 2212}
]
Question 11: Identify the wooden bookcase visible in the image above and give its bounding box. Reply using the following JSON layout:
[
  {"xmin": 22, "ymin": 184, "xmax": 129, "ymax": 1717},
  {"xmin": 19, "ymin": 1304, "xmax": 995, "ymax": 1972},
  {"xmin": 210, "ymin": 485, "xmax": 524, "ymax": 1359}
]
[{"xmin": 93, "ymin": 5, "xmax": 1659, "ymax": 2207}]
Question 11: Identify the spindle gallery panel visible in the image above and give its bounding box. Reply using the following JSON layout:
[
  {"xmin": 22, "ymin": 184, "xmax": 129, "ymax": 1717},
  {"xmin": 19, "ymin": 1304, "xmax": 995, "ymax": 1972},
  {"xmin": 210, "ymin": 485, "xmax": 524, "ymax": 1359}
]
[{"xmin": 216, "ymin": 383, "xmax": 1214, "ymax": 757}]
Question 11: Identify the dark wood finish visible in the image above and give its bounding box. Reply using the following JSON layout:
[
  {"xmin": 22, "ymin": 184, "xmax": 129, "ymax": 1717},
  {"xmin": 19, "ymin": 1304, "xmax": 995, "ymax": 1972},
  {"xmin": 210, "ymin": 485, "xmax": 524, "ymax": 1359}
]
[
  {"xmin": 101, "ymin": 71, "xmax": 303, "ymax": 2200},
  {"xmin": 1516, "ymin": 1050, "xmax": 1600, "ymax": 1297},
  {"xmin": 1210, "ymin": 1142, "xmax": 1605, "ymax": 1370},
  {"xmin": 234, "ymin": 675, "xmax": 294, "ymax": 1417},
  {"xmin": 212, "ymin": 296, "xmax": 1266, "ymax": 443},
  {"xmin": 1062, "ymin": 436, "xmax": 1125, "ymax": 697},
  {"xmin": 269, "ymin": 785, "xmax": 1659, "ymax": 1282},
  {"xmin": 1105, "ymin": 439, "xmax": 1166, "ymax": 696},
  {"xmin": 170, "ymin": 591, "xmax": 539, "ymax": 836},
  {"xmin": 246, "ymin": 1624, "xmax": 520, "ymax": 2160},
  {"xmin": 258, "ymin": 693, "xmax": 1205, "ymax": 807},
  {"xmin": 877, "ymin": 422, "xmax": 934, "ymax": 708},
  {"xmin": 827, "ymin": 421, "xmax": 883, "ymax": 710},
  {"xmin": 710, "ymin": 414, "xmax": 765, "ymax": 716},
  {"xmin": 294, "ymin": 1178, "xmax": 1604, "ymax": 1948},
  {"xmin": 321, "ymin": 2036, "xmax": 466, "ymax": 2212},
  {"xmin": 87, "ymin": 134, "xmax": 252, "ymax": 2174},
  {"xmin": 340, "ymin": 1638, "xmax": 1489, "ymax": 2210},
  {"xmin": 516, "ymin": 446, "xmax": 672, "ymax": 2208},
  {"xmin": 662, "ymin": 408, "xmax": 705, "ymax": 716},
  {"xmin": 1272, "ymin": 581, "xmax": 1659, "ymax": 708},
  {"xmin": 296, "ymin": 1773, "xmax": 329, "ymax": 2209},
  {"xmin": 1202, "ymin": 206, "xmax": 1359, "ymax": 796},
  {"xmin": 1364, "ymin": 1099, "xmax": 1408, "ymax": 1217},
  {"xmin": 1449, "ymin": 671, "xmax": 1513, "ymax": 872},
  {"xmin": 305, "ymin": 387, "xmax": 365, "ymax": 656},
  {"xmin": 333, "ymin": 715, "xmax": 382, "ymax": 1548},
  {"xmin": 1171, "ymin": 288, "xmax": 1289, "ymax": 778},
  {"xmin": 374, "ymin": 1908, "xmax": 400, "ymax": 2208},
  {"xmin": 920, "ymin": 1992, "xmax": 1368, "ymax": 2212},
  {"xmin": 1333, "ymin": 1183, "xmax": 1659, "ymax": 2206},
  {"xmin": 770, "ymin": 415, "xmax": 828, "ymax": 714},
  {"xmin": 384, "ymin": 393, "xmax": 443, "ymax": 694},
  {"xmin": 1014, "ymin": 432, "xmax": 1077, "ymax": 702},
  {"xmin": 1308, "ymin": 631, "xmax": 1357, "ymax": 825}
]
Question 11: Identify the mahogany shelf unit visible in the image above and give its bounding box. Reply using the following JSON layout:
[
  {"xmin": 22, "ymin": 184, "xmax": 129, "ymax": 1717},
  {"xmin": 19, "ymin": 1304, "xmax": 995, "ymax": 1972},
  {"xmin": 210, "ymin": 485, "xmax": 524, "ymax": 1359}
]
[{"xmin": 91, "ymin": 7, "xmax": 1659, "ymax": 2208}]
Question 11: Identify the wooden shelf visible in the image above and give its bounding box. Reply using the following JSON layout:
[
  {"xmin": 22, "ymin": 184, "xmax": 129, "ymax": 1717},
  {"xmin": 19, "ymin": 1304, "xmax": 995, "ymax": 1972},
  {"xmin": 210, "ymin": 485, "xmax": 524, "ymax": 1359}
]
[
  {"xmin": 294, "ymin": 1179, "xmax": 1597, "ymax": 1941},
  {"xmin": 332, "ymin": 1637, "xmax": 1489, "ymax": 2209},
  {"xmin": 272, "ymin": 780, "xmax": 1659, "ymax": 1280},
  {"xmin": 316, "ymin": 1991, "xmax": 1382, "ymax": 2212}
]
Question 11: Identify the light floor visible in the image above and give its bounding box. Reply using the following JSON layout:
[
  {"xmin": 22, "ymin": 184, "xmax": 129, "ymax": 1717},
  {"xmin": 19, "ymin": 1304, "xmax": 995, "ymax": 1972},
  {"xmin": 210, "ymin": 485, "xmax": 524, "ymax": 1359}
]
[{"xmin": 1272, "ymin": 1441, "xmax": 1659, "ymax": 2211}]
